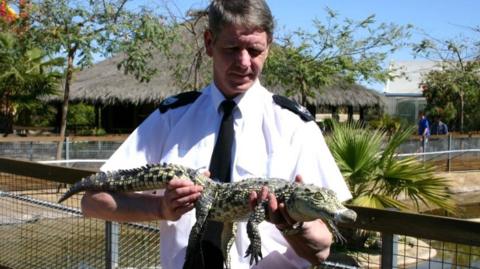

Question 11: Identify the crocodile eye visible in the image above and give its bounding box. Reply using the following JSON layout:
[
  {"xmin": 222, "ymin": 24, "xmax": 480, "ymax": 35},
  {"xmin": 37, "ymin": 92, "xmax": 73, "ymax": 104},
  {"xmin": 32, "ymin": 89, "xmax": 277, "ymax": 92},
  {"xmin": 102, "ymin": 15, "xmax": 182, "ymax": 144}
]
[
  {"xmin": 175, "ymin": 170, "xmax": 184, "ymax": 177},
  {"xmin": 314, "ymin": 192, "xmax": 327, "ymax": 202}
]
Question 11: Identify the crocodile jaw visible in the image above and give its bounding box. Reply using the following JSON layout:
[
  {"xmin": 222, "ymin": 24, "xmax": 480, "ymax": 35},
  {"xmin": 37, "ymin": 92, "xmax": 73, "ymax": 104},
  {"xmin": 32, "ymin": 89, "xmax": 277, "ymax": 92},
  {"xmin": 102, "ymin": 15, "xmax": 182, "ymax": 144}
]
[{"xmin": 334, "ymin": 208, "xmax": 357, "ymax": 224}]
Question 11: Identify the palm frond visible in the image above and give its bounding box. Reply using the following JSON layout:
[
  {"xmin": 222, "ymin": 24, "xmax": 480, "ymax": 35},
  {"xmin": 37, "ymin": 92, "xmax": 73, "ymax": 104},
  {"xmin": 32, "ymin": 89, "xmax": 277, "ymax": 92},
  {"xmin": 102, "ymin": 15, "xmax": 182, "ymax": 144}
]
[
  {"xmin": 351, "ymin": 194, "xmax": 409, "ymax": 210},
  {"xmin": 327, "ymin": 121, "xmax": 384, "ymax": 184},
  {"xmin": 381, "ymin": 125, "xmax": 416, "ymax": 160},
  {"xmin": 327, "ymin": 121, "xmax": 456, "ymax": 213}
]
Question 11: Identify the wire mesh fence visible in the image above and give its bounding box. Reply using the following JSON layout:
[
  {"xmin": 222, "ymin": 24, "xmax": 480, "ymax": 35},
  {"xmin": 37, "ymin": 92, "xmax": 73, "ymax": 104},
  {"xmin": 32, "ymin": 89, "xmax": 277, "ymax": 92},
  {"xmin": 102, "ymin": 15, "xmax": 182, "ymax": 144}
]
[
  {"xmin": 0, "ymin": 140, "xmax": 59, "ymax": 162},
  {"xmin": 0, "ymin": 136, "xmax": 124, "ymax": 170},
  {"xmin": 0, "ymin": 171, "xmax": 161, "ymax": 269},
  {"xmin": 328, "ymin": 235, "xmax": 480, "ymax": 268},
  {"xmin": 402, "ymin": 238, "xmax": 480, "ymax": 268}
]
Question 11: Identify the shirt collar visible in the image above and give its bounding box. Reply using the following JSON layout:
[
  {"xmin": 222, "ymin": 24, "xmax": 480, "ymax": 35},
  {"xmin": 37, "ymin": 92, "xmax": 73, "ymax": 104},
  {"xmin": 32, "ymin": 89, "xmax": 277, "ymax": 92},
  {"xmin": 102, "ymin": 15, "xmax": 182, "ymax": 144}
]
[
  {"xmin": 235, "ymin": 80, "xmax": 265, "ymax": 120},
  {"xmin": 207, "ymin": 82, "xmax": 227, "ymax": 114},
  {"xmin": 207, "ymin": 80, "xmax": 265, "ymax": 118}
]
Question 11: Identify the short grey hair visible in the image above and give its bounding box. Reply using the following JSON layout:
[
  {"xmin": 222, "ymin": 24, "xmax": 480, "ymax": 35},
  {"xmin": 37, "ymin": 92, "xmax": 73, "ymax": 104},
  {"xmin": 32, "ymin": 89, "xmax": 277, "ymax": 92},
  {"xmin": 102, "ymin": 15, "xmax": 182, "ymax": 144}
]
[{"xmin": 207, "ymin": 0, "xmax": 275, "ymax": 44}]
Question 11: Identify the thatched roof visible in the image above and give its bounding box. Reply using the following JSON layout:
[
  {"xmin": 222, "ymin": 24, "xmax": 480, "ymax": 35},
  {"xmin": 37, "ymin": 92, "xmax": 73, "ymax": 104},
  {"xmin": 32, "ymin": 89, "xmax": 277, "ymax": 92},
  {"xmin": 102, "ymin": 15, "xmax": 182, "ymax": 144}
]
[
  {"xmin": 52, "ymin": 51, "xmax": 384, "ymax": 109},
  {"xmin": 307, "ymin": 83, "xmax": 385, "ymax": 107},
  {"xmin": 59, "ymin": 53, "xmax": 183, "ymax": 105},
  {"xmin": 60, "ymin": 58, "xmax": 384, "ymax": 108},
  {"xmin": 53, "ymin": 55, "xmax": 384, "ymax": 108},
  {"xmin": 270, "ymin": 81, "xmax": 385, "ymax": 108}
]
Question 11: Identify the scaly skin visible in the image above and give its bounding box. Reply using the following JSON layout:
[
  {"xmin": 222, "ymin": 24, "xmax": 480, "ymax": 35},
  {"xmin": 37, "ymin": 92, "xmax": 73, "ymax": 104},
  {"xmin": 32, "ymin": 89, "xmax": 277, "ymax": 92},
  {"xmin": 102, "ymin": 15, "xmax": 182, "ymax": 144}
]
[{"xmin": 59, "ymin": 163, "xmax": 357, "ymax": 269}]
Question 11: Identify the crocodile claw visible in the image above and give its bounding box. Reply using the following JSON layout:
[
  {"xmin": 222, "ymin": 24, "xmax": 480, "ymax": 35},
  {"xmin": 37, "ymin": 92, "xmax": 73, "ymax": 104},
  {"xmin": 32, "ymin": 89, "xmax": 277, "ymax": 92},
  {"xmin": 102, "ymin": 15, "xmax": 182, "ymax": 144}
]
[{"xmin": 245, "ymin": 244, "xmax": 263, "ymax": 265}]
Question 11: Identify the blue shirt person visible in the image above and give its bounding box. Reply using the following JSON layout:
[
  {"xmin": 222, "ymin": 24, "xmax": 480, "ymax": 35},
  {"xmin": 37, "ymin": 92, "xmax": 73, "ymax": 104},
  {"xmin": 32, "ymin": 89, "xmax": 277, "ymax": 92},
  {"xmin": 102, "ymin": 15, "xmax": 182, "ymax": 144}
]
[{"xmin": 418, "ymin": 111, "xmax": 430, "ymax": 137}]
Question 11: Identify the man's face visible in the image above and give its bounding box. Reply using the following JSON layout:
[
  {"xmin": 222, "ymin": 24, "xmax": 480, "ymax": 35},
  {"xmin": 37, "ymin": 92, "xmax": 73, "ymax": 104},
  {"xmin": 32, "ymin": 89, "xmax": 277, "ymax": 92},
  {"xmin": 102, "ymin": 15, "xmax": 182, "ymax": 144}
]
[{"xmin": 204, "ymin": 24, "xmax": 270, "ymax": 98}]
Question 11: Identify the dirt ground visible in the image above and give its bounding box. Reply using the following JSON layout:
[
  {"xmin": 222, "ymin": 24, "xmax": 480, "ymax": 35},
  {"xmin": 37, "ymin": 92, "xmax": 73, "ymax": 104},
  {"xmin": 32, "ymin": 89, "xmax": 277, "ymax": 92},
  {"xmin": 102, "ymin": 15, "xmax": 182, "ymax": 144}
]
[{"xmin": 440, "ymin": 171, "xmax": 480, "ymax": 204}]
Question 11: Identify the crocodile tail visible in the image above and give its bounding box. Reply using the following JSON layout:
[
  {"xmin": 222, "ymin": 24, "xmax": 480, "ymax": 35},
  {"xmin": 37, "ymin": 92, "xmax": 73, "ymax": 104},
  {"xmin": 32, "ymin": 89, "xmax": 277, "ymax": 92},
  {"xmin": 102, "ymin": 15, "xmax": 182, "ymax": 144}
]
[
  {"xmin": 57, "ymin": 171, "xmax": 108, "ymax": 203},
  {"xmin": 57, "ymin": 163, "xmax": 182, "ymax": 203},
  {"xmin": 57, "ymin": 163, "xmax": 202, "ymax": 203},
  {"xmin": 57, "ymin": 187, "xmax": 80, "ymax": 203}
]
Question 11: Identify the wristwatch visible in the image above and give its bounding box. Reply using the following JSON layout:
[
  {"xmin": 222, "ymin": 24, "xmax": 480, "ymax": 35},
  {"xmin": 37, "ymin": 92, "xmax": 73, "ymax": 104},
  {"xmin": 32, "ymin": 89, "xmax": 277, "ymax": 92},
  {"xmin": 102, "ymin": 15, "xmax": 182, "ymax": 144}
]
[{"xmin": 277, "ymin": 221, "xmax": 304, "ymax": 236}]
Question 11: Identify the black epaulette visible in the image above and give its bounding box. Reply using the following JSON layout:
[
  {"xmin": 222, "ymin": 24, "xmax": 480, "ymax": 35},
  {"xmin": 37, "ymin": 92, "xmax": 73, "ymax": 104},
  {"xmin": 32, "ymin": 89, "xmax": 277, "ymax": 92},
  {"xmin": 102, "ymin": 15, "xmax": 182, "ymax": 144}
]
[
  {"xmin": 272, "ymin": 95, "xmax": 314, "ymax": 122},
  {"xmin": 158, "ymin": 91, "xmax": 201, "ymax": 113}
]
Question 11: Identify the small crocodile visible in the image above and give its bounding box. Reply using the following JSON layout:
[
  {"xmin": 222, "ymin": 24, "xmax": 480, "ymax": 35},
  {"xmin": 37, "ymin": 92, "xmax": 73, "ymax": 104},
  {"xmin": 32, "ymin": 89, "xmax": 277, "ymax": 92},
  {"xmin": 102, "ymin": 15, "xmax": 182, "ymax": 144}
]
[{"xmin": 59, "ymin": 163, "xmax": 356, "ymax": 269}]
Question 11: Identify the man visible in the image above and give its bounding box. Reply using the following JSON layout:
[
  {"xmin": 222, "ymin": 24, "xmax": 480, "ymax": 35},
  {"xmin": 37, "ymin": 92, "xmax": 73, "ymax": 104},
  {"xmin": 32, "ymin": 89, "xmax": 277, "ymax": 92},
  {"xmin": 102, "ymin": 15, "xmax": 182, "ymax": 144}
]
[
  {"xmin": 81, "ymin": 1, "xmax": 351, "ymax": 268},
  {"xmin": 430, "ymin": 116, "xmax": 448, "ymax": 135}
]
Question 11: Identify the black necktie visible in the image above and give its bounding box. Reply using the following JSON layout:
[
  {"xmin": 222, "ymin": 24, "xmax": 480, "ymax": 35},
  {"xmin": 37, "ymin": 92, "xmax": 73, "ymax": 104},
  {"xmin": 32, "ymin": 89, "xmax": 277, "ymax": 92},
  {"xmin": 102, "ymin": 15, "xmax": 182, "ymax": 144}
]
[
  {"xmin": 198, "ymin": 100, "xmax": 236, "ymax": 268},
  {"xmin": 209, "ymin": 99, "xmax": 236, "ymax": 182}
]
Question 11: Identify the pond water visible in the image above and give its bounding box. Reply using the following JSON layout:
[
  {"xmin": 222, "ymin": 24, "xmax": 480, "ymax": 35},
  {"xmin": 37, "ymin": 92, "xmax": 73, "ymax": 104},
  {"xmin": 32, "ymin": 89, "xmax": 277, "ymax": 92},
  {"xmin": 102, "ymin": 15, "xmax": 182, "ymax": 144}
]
[
  {"xmin": 408, "ymin": 241, "xmax": 480, "ymax": 269},
  {"xmin": 408, "ymin": 202, "xmax": 480, "ymax": 269},
  {"xmin": 456, "ymin": 202, "xmax": 480, "ymax": 219},
  {"xmin": 426, "ymin": 201, "xmax": 480, "ymax": 219}
]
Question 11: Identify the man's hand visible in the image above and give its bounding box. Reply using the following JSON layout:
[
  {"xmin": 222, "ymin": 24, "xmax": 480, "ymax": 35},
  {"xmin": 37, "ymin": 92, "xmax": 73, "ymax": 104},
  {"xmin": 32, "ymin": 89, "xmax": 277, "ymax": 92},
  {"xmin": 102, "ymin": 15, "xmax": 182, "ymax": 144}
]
[
  {"xmin": 249, "ymin": 175, "xmax": 302, "ymax": 229},
  {"xmin": 160, "ymin": 177, "xmax": 203, "ymax": 221},
  {"xmin": 248, "ymin": 175, "xmax": 333, "ymax": 264},
  {"xmin": 82, "ymin": 174, "xmax": 205, "ymax": 223}
]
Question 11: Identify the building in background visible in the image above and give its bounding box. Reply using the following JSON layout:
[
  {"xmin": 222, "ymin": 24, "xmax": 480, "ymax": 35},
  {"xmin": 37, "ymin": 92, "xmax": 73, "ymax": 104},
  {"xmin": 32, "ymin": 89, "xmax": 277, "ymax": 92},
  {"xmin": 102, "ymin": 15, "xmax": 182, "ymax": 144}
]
[{"xmin": 383, "ymin": 60, "xmax": 440, "ymax": 124}]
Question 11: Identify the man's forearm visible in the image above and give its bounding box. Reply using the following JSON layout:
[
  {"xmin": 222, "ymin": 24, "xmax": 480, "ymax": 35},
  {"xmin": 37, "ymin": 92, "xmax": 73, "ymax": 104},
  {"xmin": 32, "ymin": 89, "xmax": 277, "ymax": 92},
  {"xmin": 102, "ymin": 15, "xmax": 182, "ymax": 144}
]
[
  {"xmin": 81, "ymin": 191, "xmax": 163, "ymax": 222},
  {"xmin": 81, "ymin": 178, "xmax": 203, "ymax": 222},
  {"xmin": 282, "ymin": 219, "xmax": 332, "ymax": 265}
]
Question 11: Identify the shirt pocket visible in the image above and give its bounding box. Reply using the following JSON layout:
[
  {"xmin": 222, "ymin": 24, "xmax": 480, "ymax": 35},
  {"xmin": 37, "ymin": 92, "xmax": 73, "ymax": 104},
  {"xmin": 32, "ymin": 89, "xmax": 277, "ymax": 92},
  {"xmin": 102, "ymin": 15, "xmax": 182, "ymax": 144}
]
[
  {"xmin": 266, "ymin": 149, "xmax": 296, "ymax": 180},
  {"xmin": 235, "ymin": 148, "xmax": 268, "ymax": 178},
  {"xmin": 161, "ymin": 139, "xmax": 212, "ymax": 171},
  {"xmin": 235, "ymin": 142, "xmax": 295, "ymax": 181}
]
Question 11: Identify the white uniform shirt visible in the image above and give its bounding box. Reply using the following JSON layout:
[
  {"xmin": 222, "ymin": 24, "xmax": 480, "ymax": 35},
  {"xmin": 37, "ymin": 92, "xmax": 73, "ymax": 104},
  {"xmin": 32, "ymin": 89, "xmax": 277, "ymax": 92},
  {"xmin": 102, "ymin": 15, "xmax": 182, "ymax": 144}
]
[{"xmin": 102, "ymin": 80, "xmax": 352, "ymax": 269}]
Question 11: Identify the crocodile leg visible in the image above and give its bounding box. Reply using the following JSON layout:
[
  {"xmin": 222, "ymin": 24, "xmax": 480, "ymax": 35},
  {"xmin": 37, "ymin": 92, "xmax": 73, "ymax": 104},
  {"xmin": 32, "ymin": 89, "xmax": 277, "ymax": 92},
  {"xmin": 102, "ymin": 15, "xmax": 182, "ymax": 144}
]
[
  {"xmin": 244, "ymin": 199, "xmax": 267, "ymax": 265},
  {"xmin": 221, "ymin": 222, "xmax": 238, "ymax": 269},
  {"xmin": 183, "ymin": 192, "xmax": 215, "ymax": 269},
  {"xmin": 326, "ymin": 218, "xmax": 346, "ymax": 244}
]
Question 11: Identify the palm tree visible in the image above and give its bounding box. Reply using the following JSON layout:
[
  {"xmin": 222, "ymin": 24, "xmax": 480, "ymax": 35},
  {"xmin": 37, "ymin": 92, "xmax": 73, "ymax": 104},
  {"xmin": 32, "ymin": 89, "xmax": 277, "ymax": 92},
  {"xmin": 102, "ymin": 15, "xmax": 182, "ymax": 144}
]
[
  {"xmin": 0, "ymin": 31, "xmax": 63, "ymax": 134},
  {"xmin": 326, "ymin": 121, "xmax": 455, "ymax": 212}
]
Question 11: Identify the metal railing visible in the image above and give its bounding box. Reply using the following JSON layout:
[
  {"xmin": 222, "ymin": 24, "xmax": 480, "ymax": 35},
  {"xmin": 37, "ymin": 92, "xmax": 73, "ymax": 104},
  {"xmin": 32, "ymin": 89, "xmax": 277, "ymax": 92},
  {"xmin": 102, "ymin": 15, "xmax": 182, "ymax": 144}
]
[
  {"xmin": 2, "ymin": 134, "xmax": 480, "ymax": 172},
  {"xmin": 398, "ymin": 134, "xmax": 480, "ymax": 171},
  {"xmin": 1, "ymin": 157, "xmax": 479, "ymax": 269},
  {"xmin": 0, "ymin": 136, "xmax": 125, "ymax": 170}
]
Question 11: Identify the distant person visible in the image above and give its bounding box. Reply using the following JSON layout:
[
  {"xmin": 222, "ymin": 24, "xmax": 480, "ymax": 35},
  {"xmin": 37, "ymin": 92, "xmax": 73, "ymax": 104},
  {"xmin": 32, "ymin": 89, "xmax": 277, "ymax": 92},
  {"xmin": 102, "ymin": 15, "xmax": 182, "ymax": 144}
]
[
  {"xmin": 418, "ymin": 111, "xmax": 430, "ymax": 138},
  {"xmin": 417, "ymin": 111, "xmax": 430, "ymax": 152},
  {"xmin": 430, "ymin": 116, "xmax": 448, "ymax": 135}
]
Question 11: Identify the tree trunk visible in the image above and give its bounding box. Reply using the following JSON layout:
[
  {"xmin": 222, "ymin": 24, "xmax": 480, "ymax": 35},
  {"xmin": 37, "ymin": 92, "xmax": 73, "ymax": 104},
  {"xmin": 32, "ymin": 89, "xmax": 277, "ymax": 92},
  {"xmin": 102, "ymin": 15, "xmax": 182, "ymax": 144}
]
[
  {"xmin": 359, "ymin": 107, "xmax": 365, "ymax": 122},
  {"xmin": 94, "ymin": 104, "xmax": 101, "ymax": 129},
  {"xmin": 301, "ymin": 92, "xmax": 308, "ymax": 108},
  {"xmin": 306, "ymin": 104, "xmax": 316, "ymax": 119},
  {"xmin": 56, "ymin": 52, "xmax": 75, "ymax": 160},
  {"xmin": 0, "ymin": 113, "xmax": 13, "ymax": 137},
  {"xmin": 1, "ymin": 92, "xmax": 14, "ymax": 136},
  {"xmin": 331, "ymin": 106, "xmax": 339, "ymax": 121},
  {"xmin": 347, "ymin": 106, "xmax": 354, "ymax": 122},
  {"xmin": 459, "ymin": 92, "xmax": 464, "ymax": 133}
]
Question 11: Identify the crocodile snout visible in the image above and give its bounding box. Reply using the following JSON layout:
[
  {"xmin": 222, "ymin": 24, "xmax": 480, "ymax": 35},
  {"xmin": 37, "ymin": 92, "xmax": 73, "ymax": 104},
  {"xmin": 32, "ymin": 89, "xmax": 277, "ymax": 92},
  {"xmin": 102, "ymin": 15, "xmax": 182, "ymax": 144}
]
[{"xmin": 334, "ymin": 208, "xmax": 357, "ymax": 223}]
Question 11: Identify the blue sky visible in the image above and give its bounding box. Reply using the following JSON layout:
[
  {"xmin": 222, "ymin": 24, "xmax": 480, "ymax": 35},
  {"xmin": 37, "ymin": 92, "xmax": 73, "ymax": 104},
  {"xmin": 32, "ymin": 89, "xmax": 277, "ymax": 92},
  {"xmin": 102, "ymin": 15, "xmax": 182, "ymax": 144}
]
[
  {"xmin": 135, "ymin": 1, "xmax": 479, "ymax": 90},
  {"xmin": 148, "ymin": 0, "xmax": 480, "ymax": 90},
  {"xmin": 161, "ymin": 0, "xmax": 478, "ymax": 59}
]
